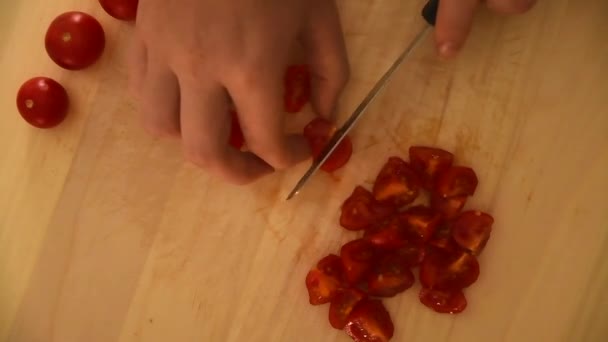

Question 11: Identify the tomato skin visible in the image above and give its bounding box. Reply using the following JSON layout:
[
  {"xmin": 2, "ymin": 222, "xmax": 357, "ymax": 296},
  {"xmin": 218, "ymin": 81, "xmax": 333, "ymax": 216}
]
[
  {"xmin": 340, "ymin": 239, "xmax": 377, "ymax": 285},
  {"xmin": 364, "ymin": 218, "xmax": 409, "ymax": 251},
  {"xmin": 419, "ymin": 288, "xmax": 467, "ymax": 314},
  {"xmin": 303, "ymin": 117, "xmax": 353, "ymax": 173},
  {"xmin": 431, "ymin": 194, "xmax": 467, "ymax": 221},
  {"xmin": 228, "ymin": 110, "xmax": 244, "ymax": 150},
  {"xmin": 367, "ymin": 252, "xmax": 415, "ymax": 297},
  {"xmin": 329, "ymin": 288, "xmax": 366, "ymax": 329},
  {"xmin": 373, "ymin": 157, "xmax": 421, "ymax": 206},
  {"xmin": 16, "ymin": 77, "xmax": 69, "ymax": 129},
  {"xmin": 409, "ymin": 146, "xmax": 454, "ymax": 190},
  {"xmin": 344, "ymin": 299, "xmax": 394, "ymax": 342},
  {"xmin": 400, "ymin": 205, "xmax": 442, "ymax": 244},
  {"xmin": 45, "ymin": 11, "xmax": 105, "ymax": 70},
  {"xmin": 434, "ymin": 166, "xmax": 479, "ymax": 198},
  {"xmin": 451, "ymin": 211, "xmax": 494, "ymax": 255},
  {"xmin": 305, "ymin": 254, "xmax": 346, "ymax": 305},
  {"xmin": 284, "ymin": 64, "xmax": 311, "ymax": 113},
  {"xmin": 340, "ymin": 186, "xmax": 396, "ymax": 231},
  {"xmin": 99, "ymin": 0, "xmax": 139, "ymax": 21},
  {"xmin": 420, "ymin": 249, "xmax": 479, "ymax": 290}
]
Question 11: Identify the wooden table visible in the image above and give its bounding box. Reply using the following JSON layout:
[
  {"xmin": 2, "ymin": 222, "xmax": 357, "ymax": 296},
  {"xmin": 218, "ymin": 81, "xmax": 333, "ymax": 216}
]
[{"xmin": 1, "ymin": 1, "xmax": 607, "ymax": 341}]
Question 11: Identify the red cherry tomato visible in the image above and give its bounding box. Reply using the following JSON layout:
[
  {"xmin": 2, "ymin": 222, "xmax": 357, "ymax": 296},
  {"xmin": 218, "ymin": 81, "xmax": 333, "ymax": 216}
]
[
  {"xmin": 284, "ymin": 64, "xmax": 311, "ymax": 113},
  {"xmin": 400, "ymin": 205, "xmax": 442, "ymax": 243},
  {"xmin": 99, "ymin": 0, "xmax": 139, "ymax": 21},
  {"xmin": 303, "ymin": 117, "xmax": 353, "ymax": 173},
  {"xmin": 228, "ymin": 110, "xmax": 245, "ymax": 150},
  {"xmin": 451, "ymin": 211, "xmax": 494, "ymax": 255},
  {"xmin": 305, "ymin": 254, "xmax": 346, "ymax": 305},
  {"xmin": 16, "ymin": 77, "xmax": 69, "ymax": 129},
  {"xmin": 344, "ymin": 299, "xmax": 394, "ymax": 342},
  {"xmin": 434, "ymin": 166, "xmax": 479, "ymax": 198},
  {"xmin": 409, "ymin": 146, "xmax": 454, "ymax": 190},
  {"xmin": 340, "ymin": 239, "xmax": 376, "ymax": 285},
  {"xmin": 340, "ymin": 186, "xmax": 396, "ymax": 231},
  {"xmin": 364, "ymin": 217, "xmax": 408, "ymax": 250},
  {"xmin": 394, "ymin": 243, "xmax": 426, "ymax": 268},
  {"xmin": 45, "ymin": 11, "xmax": 105, "ymax": 70},
  {"xmin": 431, "ymin": 194, "xmax": 468, "ymax": 221},
  {"xmin": 419, "ymin": 288, "xmax": 467, "ymax": 314},
  {"xmin": 420, "ymin": 249, "xmax": 480, "ymax": 290},
  {"xmin": 367, "ymin": 252, "xmax": 415, "ymax": 297},
  {"xmin": 329, "ymin": 288, "xmax": 366, "ymax": 329},
  {"xmin": 372, "ymin": 157, "xmax": 420, "ymax": 206}
]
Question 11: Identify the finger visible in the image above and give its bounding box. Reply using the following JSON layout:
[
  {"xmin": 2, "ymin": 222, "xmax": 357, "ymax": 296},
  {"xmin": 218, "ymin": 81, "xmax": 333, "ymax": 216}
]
[
  {"xmin": 138, "ymin": 55, "xmax": 181, "ymax": 137},
  {"xmin": 300, "ymin": 0, "xmax": 350, "ymax": 118},
  {"xmin": 179, "ymin": 79, "xmax": 273, "ymax": 184},
  {"xmin": 486, "ymin": 0, "xmax": 537, "ymax": 14},
  {"xmin": 127, "ymin": 34, "xmax": 147, "ymax": 99},
  {"xmin": 226, "ymin": 65, "xmax": 310, "ymax": 170},
  {"xmin": 435, "ymin": 0, "xmax": 480, "ymax": 58}
]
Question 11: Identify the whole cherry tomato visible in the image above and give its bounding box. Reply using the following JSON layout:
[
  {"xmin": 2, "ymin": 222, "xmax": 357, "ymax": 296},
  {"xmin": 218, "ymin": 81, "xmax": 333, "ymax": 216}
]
[
  {"xmin": 45, "ymin": 11, "xmax": 105, "ymax": 70},
  {"xmin": 16, "ymin": 77, "xmax": 69, "ymax": 129},
  {"xmin": 99, "ymin": 0, "xmax": 139, "ymax": 21}
]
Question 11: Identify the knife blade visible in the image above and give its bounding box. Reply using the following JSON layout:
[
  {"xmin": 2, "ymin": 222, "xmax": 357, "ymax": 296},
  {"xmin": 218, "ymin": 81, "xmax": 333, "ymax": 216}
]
[{"xmin": 286, "ymin": 0, "xmax": 439, "ymax": 200}]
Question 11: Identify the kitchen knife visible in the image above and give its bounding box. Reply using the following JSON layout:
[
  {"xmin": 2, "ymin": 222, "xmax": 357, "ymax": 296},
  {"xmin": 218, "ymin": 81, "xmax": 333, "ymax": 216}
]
[{"xmin": 286, "ymin": 0, "xmax": 439, "ymax": 201}]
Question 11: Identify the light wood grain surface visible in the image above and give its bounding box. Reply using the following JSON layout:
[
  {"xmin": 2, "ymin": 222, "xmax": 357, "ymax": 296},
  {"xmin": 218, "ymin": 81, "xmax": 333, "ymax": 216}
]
[{"xmin": 1, "ymin": 1, "xmax": 607, "ymax": 341}]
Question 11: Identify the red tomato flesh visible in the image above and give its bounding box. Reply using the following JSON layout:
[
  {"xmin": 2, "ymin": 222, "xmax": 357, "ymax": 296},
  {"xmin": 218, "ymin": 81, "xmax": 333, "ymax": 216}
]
[
  {"xmin": 434, "ymin": 166, "xmax": 479, "ymax": 198},
  {"xmin": 16, "ymin": 77, "xmax": 69, "ymax": 129},
  {"xmin": 303, "ymin": 117, "xmax": 353, "ymax": 173},
  {"xmin": 329, "ymin": 288, "xmax": 366, "ymax": 329},
  {"xmin": 400, "ymin": 205, "xmax": 442, "ymax": 243},
  {"xmin": 284, "ymin": 64, "xmax": 311, "ymax": 113},
  {"xmin": 451, "ymin": 211, "xmax": 494, "ymax": 255},
  {"xmin": 372, "ymin": 157, "xmax": 420, "ymax": 206},
  {"xmin": 341, "ymin": 239, "xmax": 376, "ymax": 285},
  {"xmin": 420, "ymin": 249, "xmax": 480, "ymax": 290},
  {"xmin": 409, "ymin": 146, "xmax": 454, "ymax": 190},
  {"xmin": 99, "ymin": 0, "xmax": 139, "ymax": 21},
  {"xmin": 419, "ymin": 288, "xmax": 467, "ymax": 314},
  {"xmin": 45, "ymin": 11, "xmax": 105, "ymax": 70},
  {"xmin": 431, "ymin": 194, "xmax": 468, "ymax": 221},
  {"xmin": 364, "ymin": 218, "xmax": 408, "ymax": 250},
  {"xmin": 367, "ymin": 252, "xmax": 415, "ymax": 297},
  {"xmin": 340, "ymin": 186, "xmax": 396, "ymax": 231},
  {"xmin": 305, "ymin": 254, "xmax": 346, "ymax": 305},
  {"xmin": 344, "ymin": 299, "xmax": 394, "ymax": 342}
]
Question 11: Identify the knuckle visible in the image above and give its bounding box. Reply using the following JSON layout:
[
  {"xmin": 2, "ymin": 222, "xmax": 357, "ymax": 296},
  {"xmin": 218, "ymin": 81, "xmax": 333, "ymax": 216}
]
[{"xmin": 140, "ymin": 113, "xmax": 180, "ymax": 138}]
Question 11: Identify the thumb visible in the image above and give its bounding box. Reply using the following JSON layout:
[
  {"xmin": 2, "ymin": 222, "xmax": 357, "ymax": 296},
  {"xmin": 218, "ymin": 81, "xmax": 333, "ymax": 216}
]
[{"xmin": 300, "ymin": 0, "xmax": 350, "ymax": 118}]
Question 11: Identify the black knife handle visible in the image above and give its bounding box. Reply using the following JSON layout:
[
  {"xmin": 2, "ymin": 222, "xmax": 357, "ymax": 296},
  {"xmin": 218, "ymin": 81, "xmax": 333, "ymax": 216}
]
[{"xmin": 422, "ymin": 0, "xmax": 440, "ymax": 26}]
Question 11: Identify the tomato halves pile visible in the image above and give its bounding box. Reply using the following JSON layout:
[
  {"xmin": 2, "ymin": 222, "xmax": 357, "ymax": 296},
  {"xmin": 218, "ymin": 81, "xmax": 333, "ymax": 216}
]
[{"xmin": 305, "ymin": 146, "xmax": 494, "ymax": 341}]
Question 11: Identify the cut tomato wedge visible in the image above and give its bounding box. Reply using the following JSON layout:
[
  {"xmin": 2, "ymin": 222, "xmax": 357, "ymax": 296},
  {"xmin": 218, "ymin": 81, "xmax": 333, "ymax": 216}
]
[
  {"xmin": 344, "ymin": 299, "xmax": 394, "ymax": 342},
  {"xmin": 329, "ymin": 288, "xmax": 367, "ymax": 329},
  {"xmin": 420, "ymin": 249, "xmax": 480, "ymax": 290},
  {"xmin": 434, "ymin": 166, "xmax": 478, "ymax": 198},
  {"xmin": 340, "ymin": 239, "xmax": 377, "ymax": 285},
  {"xmin": 305, "ymin": 254, "xmax": 346, "ymax": 305},
  {"xmin": 400, "ymin": 205, "xmax": 442, "ymax": 243},
  {"xmin": 372, "ymin": 157, "xmax": 420, "ymax": 206},
  {"xmin": 367, "ymin": 252, "xmax": 415, "ymax": 297},
  {"xmin": 431, "ymin": 194, "xmax": 467, "ymax": 221},
  {"xmin": 364, "ymin": 217, "xmax": 408, "ymax": 250},
  {"xmin": 409, "ymin": 146, "xmax": 454, "ymax": 190},
  {"xmin": 303, "ymin": 117, "xmax": 353, "ymax": 173},
  {"xmin": 451, "ymin": 211, "xmax": 494, "ymax": 255},
  {"xmin": 340, "ymin": 186, "xmax": 396, "ymax": 231},
  {"xmin": 419, "ymin": 287, "xmax": 467, "ymax": 314},
  {"xmin": 284, "ymin": 64, "xmax": 311, "ymax": 113}
]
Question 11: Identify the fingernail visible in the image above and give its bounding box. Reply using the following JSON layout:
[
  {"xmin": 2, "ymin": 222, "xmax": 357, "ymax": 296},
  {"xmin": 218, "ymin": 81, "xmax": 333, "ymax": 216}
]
[{"xmin": 439, "ymin": 42, "xmax": 458, "ymax": 58}]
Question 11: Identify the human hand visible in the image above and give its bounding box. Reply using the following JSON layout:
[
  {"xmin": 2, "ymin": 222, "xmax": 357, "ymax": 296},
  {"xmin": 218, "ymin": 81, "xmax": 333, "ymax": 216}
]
[
  {"xmin": 129, "ymin": 0, "xmax": 349, "ymax": 184},
  {"xmin": 434, "ymin": 0, "xmax": 537, "ymax": 58}
]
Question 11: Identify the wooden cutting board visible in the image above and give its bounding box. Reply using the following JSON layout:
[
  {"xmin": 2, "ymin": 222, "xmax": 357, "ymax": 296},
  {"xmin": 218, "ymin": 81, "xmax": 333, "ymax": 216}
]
[{"xmin": 1, "ymin": 1, "xmax": 607, "ymax": 341}]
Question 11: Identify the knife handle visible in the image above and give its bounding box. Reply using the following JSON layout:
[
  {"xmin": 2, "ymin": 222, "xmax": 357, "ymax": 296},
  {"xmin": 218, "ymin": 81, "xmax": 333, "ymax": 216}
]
[{"xmin": 422, "ymin": 0, "xmax": 440, "ymax": 26}]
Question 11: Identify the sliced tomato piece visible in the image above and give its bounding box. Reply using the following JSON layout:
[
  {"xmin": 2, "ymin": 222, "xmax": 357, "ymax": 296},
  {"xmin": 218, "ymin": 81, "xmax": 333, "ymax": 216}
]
[
  {"xmin": 394, "ymin": 243, "xmax": 426, "ymax": 268},
  {"xmin": 284, "ymin": 64, "xmax": 311, "ymax": 113},
  {"xmin": 340, "ymin": 239, "xmax": 376, "ymax": 285},
  {"xmin": 340, "ymin": 186, "xmax": 396, "ymax": 231},
  {"xmin": 434, "ymin": 166, "xmax": 478, "ymax": 198},
  {"xmin": 344, "ymin": 299, "xmax": 394, "ymax": 342},
  {"xmin": 452, "ymin": 211, "xmax": 494, "ymax": 255},
  {"xmin": 364, "ymin": 217, "xmax": 408, "ymax": 250},
  {"xmin": 228, "ymin": 110, "xmax": 244, "ymax": 150},
  {"xmin": 419, "ymin": 288, "xmax": 467, "ymax": 314},
  {"xmin": 372, "ymin": 157, "xmax": 421, "ymax": 206},
  {"xmin": 427, "ymin": 233, "xmax": 460, "ymax": 255},
  {"xmin": 420, "ymin": 249, "xmax": 480, "ymax": 290},
  {"xmin": 400, "ymin": 205, "xmax": 442, "ymax": 243},
  {"xmin": 367, "ymin": 252, "xmax": 415, "ymax": 297},
  {"xmin": 303, "ymin": 117, "xmax": 353, "ymax": 173},
  {"xmin": 409, "ymin": 146, "xmax": 454, "ymax": 190},
  {"xmin": 431, "ymin": 194, "xmax": 467, "ymax": 221},
  {"xmin": 305, "ymin": 254, "xmax": 346, "ymax": 305},
  {"xmin": 329, "ymin": 288, "xmax": 366, "ymax": 329}
]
